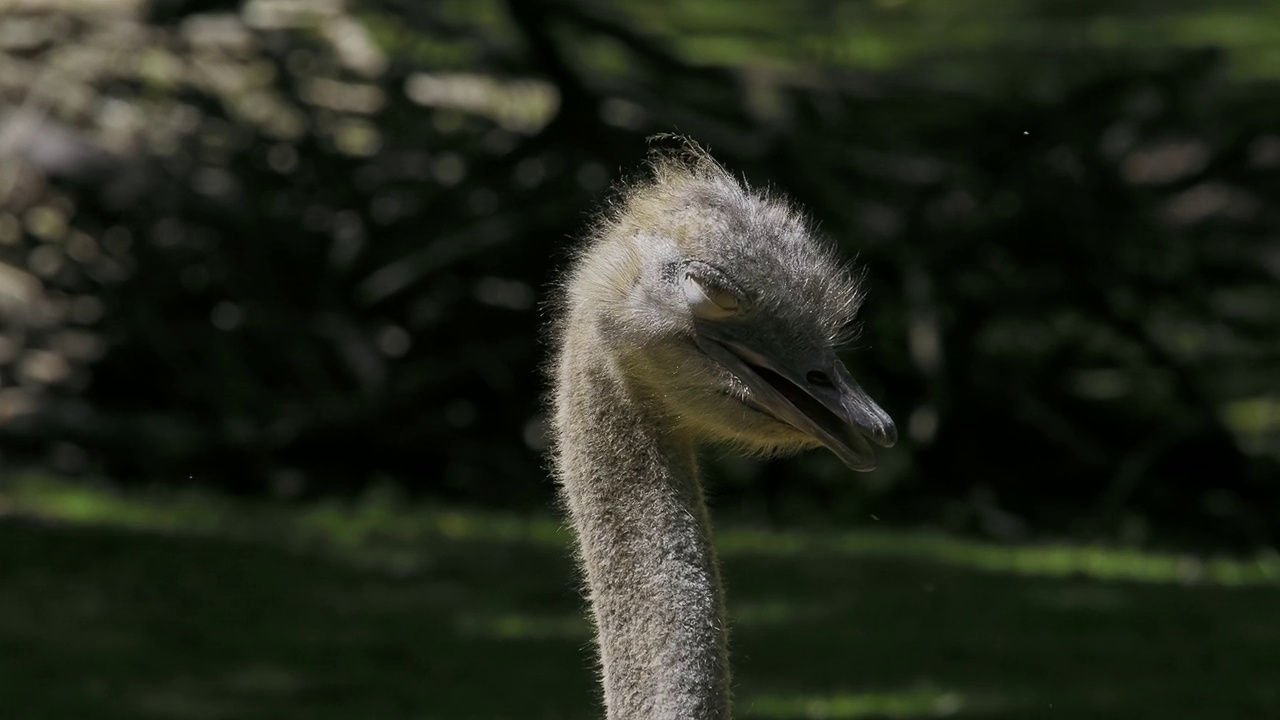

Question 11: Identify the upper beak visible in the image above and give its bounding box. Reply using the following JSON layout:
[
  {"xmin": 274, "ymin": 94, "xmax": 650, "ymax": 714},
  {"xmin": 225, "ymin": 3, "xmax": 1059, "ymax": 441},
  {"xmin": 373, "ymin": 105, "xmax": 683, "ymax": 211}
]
[{"xmin": 693, "ymin": 327, "xmax": 897, "ymax": 471}]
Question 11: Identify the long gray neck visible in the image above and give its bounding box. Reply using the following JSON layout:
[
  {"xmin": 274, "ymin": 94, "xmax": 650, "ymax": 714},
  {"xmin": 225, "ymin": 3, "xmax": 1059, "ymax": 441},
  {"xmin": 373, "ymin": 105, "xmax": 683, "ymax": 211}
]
[{"xmin": 552, "ymin": 336, "xmax": 731, "ymax": 720}]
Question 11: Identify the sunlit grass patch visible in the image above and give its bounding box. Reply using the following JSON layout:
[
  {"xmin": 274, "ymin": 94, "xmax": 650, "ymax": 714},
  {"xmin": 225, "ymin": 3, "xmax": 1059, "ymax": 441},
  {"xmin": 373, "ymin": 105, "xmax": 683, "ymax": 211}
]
[
  {"xmin": 1, "ymin": 476, "xmax": 232, "ymax": 534},
  {"xmin": 744, "ymin": 687, "xmax": 965, "ymax": 719},
  {"xmin": 715, "ymin": 527, "xmax": 1280, "ymax": 587},
  {"xmin": 2, "ymin": 474, "xmax": 567, "ymax": 560},
  {"xmin": 5, "ymin": 474, "xmax": 1278, "ymax": 587}
]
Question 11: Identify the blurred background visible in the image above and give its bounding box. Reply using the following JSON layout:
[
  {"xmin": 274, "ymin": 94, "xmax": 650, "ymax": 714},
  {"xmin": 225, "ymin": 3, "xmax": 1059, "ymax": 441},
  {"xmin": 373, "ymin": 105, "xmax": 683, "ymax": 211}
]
[{"xmin": 1, "ymin": 1, "xmax": 1278, "ymax": 718}]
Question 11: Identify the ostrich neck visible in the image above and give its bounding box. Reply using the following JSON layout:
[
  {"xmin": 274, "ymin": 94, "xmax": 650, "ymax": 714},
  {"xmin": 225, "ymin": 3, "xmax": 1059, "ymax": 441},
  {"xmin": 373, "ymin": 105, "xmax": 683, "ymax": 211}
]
[{"xmin": 553, "ymin": 337, "xmax": 731, "ymax": 720}]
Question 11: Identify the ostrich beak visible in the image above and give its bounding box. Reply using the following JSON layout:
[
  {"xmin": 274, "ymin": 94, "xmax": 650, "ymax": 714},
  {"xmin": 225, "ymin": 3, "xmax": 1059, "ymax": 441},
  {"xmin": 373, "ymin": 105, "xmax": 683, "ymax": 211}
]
[{"xmin": 694, "ymin": 330, "xmax": 897, "ymax": 471}]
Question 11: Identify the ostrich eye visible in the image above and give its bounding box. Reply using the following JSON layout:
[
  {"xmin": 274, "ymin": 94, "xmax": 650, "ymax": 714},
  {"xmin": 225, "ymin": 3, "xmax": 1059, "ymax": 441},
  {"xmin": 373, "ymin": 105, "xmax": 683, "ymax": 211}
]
[{"xmin": 682, "ymin": 272, "xmax": 740, "ymax": 319}]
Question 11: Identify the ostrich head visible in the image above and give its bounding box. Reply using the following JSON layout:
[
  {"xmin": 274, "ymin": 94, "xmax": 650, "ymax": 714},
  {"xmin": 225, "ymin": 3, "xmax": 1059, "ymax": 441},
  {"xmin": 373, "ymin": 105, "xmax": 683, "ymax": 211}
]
[{"xmin": 570, "ymin": 145, "xmax": 897, "ymax": 470}]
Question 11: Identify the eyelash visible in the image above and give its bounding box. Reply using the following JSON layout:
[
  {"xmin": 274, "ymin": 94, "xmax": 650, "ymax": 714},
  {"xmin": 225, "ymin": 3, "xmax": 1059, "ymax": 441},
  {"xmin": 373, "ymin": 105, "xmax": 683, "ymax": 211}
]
[{"xmin": 682, "ymin": 261, "xmax": 747, "ymax": 305}]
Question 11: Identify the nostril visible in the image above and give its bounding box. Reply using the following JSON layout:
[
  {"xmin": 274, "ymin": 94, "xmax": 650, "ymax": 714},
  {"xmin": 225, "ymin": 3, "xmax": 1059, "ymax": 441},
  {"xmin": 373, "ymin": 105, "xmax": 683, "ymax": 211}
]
[{"xmin": 806, "ymin": 370, "xmax": 833, "ymax": 387}]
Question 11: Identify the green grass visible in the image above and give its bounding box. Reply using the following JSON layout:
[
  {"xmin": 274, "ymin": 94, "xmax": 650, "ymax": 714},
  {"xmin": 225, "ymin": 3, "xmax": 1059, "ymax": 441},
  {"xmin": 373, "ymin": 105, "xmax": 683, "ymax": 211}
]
[
  {"xmin": 2, "ymin": 476, "xmax": 1278, "ymax": 719},
  {"xmin": 619, "ymin": 0, "xmax": 1280, "ymax": 81},
  {"xmin": 402, "ymin": 0, "xmax": 1280, "ymax": 83}
]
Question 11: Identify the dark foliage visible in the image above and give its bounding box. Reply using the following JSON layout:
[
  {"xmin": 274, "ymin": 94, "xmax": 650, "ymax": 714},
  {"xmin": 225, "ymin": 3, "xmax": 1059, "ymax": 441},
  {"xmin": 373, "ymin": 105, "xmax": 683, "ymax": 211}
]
[{"xmin": 0, "ymin": 1, "xmax": 1276, "ymax": 549}]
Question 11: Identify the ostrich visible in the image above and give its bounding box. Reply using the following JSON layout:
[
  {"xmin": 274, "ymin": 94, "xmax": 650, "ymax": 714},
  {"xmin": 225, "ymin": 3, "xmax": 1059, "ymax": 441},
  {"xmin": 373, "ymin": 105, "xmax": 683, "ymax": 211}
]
[{"xmin": 549, "ymin": 141, "xmax": 897, "ymax": 720}]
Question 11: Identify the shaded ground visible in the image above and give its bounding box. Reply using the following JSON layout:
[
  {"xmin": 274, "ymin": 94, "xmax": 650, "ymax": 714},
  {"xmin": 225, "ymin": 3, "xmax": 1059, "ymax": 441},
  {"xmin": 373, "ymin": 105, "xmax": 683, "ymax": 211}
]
[{"xmin": 1, "ymin": 477, "xmax": 1277, "ymax": 719}]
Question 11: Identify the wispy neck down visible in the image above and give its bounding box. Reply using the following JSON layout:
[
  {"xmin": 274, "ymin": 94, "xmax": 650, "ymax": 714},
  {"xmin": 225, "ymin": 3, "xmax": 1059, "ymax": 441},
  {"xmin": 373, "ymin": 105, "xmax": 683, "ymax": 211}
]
[{"xmin": 553, "ymin": 332, "xmax": 731, "ymax": 720}]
